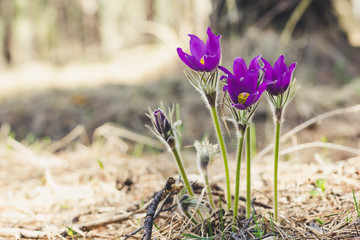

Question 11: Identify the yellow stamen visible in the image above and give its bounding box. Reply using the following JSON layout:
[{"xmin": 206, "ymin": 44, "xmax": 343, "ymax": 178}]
[
  {"xmin": 200, "ymin": 57, "xmax": 205, "ymax": 65},
  {"xmin": 237, "ymin": 92, "xmax": 249, "ymax": 105}
]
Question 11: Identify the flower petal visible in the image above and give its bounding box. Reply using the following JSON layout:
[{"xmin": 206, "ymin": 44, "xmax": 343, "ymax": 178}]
[
  {"xmin": 188, "ymin": 34, "xmax": 206, "ymax": 60},
  {"xmin": 233, "ymin": 57, "xmax": 247, "ymax": 79},
  {"xmin": 219, "ymin": 66, "xmax": 233, "ymax": 77},
  {"xmin": 249, "ymin": 55, "xmax": 261, "ymax": 71},
  {"xmin": 224, "ymin": 74, "xmax": 242, "ymax": 103},
  {"xmin": 273, "ymin": 55, "xmax": 286, "ymax": 79},
  {"xmin": 205, "ymin": 27, "xmax": 221, "ymax": 57},
  {"xmin": 243, "ymin": 70, "xmax": 258, "ymax": 93},
  {"xmin": 289, "ymin": 62, "xmax": 297, "ymax": 75},
  {"xmin": 232, "ymin": 103, "xmax": 248, "ymax": 110},
  {"xmin": 245, "ymin": 92, "xmax": 259, "ymax": 106},
  {"xmin": 177, "ymin": 48, "xmax": 204, "ymax": 71},
  {"xmin": 204, "ymin": 54, "xmax": 220, "ymax": 71},
  {"xmin": 261, "ymin": 57, "xmax": 273, "ymax": 81}
]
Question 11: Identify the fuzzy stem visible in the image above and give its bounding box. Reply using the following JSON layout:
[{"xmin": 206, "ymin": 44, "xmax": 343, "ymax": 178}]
[
  {"xmin": 246, "ymin": 127, "xmax": 252, "ymax": 218},
  {"xmin": 204, "ymin": 173, "xmax": 216, "ymax": 209},
  {"xmin": 210, "ymin": 106, "xmax": 231, "ymax": 210},
  {"xmin": 184, "ymin": 210, "xmax": 199, "ymax": 225},
  {"xmin": 171, "ymin": 148, "xmax": 194, "ymax": 197},
  {"xmin": 233, "ymin": 127, "xmax": 246, "ymax": 229},
  {"xmin": 274, "ymin": 120, "xmax": 281, "ymax": 222}
]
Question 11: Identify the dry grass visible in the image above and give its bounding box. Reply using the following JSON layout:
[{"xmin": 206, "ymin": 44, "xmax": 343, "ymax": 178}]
[{"xmin": 0, "ymin": 113, "xmax": 360, "ymax": 239}]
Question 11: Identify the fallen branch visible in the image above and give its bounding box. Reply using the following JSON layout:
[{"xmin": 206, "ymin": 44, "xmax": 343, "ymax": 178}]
[{"xmin": 142, "ymin": 177, "xmax": 179, "ymax": 240}]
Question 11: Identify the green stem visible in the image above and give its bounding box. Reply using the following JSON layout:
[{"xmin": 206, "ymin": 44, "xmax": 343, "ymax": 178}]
[
  {"xmin": 172, "ymin": 147, "xmax": 204, "ymax": 221},
  {"xmin": 210, "ymin": 106, "xmax": 231, "ymax": 210},
  {"xmin": 246, "ymin": 127, "xmax": 251, "ymax": 218},
  {"xmin": 274, "ymin": 120, "xmax": 281, "ymax": 222},
  {"xmin": 172, "ymin": 148, "xmax": 194, "ymax": 196},
  {"xmin": 233, "ymin": 128, "xmax": 246, "ymax": 228},
  {"xmin": 184, "ymin": 211, "xmax": 199, "ymax": 225},
  {"xmin": 204, "ymin": 173, "xmax": 216, "ymax": 209}
]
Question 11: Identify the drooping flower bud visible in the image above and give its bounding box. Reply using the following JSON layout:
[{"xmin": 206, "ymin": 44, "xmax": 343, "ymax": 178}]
[{"xmin": 147, "ymin": 107, "xmax": 177, "ymax": 149}]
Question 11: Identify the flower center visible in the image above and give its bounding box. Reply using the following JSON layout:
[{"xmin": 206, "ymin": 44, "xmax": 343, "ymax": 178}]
[
  {"xmin": 237, "ymin": 92, "xmax": 249, "ymax": 105},
  {"xmin": 200, "ymin": 57, "xmax": 205, "ymax": 65}
]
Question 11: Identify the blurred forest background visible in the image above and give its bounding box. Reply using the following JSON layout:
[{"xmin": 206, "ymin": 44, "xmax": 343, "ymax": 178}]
[{"xmin": 0, "ymin": 0, "xmax": 360, "ymax": 155}]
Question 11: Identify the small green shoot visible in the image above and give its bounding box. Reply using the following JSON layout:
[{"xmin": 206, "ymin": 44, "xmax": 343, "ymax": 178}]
[
  {"xmin": 315, "ymin": 218, "xmax": 326, "ymax": 235},
  {"xmin": 316, "ymin": 178, "xmax": 326, "ymax": 193},
  {"xmin": 309, "ymin": 178, "xmax": 326, "ymax": 198},
  {"xmin": 269, "ymin": 213, "xmax": 276, "ymax": 237},
  {"xmin": 352, "ymin": 190, "xmax": 360, "ymax": 219},
  {"xmin": 345, "ymin": 215, "xmax": 352, "ymax": 223},
  {"xmin": 253, "ymin": 213, "xmax": 265, "ymax": 239},
  {"xmin": 97, "ymin": 158, "xmax": 104, "ymax": 169},
  {"xmin": 315, "ymin": 218, "xmax": 325, "ymax": 225},
  {"xmin": 153, "ymin": 222, "xmax": 160, "ymax": 231},
  {"xmin": 66, "ymin": 226, "xmax": 79, "ymax": 237}
]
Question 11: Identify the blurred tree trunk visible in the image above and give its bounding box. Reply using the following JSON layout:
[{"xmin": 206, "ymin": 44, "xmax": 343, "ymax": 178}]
[
  {"xmin": 79, "ymin": 0, "xmax": 101, "ymax": 55},
  {"xmin": 0, "ymin": 0, "xmax": 14, "ymax": 65}
]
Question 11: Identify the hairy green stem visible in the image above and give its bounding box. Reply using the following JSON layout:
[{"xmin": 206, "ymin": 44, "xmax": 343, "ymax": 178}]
[
  {"xmin": 274, "ymin": 120, "xmax": 281, "ymax": 222},
  {"xmin": 204, "ymin": 173, "xmax": 215, "ymax": 209},
  {"xmin": 233, "ymin": 128, "xmax": 246, "ymax": 228},
  {"xmin": 172, "ymin": 147, "xmax": 204, "ymax": 221},
  {"xmin": 171, "ymin": 148, "xmax": 194, "ymax": 197},
  {"xmin": 246, "ymin": 127, "xmax": 252, "ymax": 218},
  {"xmin": 210, "ymin": 106, "xmax": 231, "ymax": 210}
]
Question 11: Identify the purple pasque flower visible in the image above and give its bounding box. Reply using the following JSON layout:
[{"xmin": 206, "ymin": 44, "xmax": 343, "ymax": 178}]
[
  {"xmin": 177, "ymin": 27, "xmax": 221, "ymax": 72},
  {"xmin": 219, "ymin": 55, "xmax": 269, "ymax": 110},
  {"xmin": 261, "ymin": 55, "xmax": 296, "ymax": 96}
]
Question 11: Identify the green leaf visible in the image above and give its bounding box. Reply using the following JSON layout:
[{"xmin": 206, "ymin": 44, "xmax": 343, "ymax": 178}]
[
  {"xmin": 315, "ymin": 218, "xmax": 325, "ymax": 225},
  {"xmin": 309, "ymin": 190, "xmax": 319, "ymax": 197},
  {"xmin": 316, "ymin": 178, "xmax": 326, "ymax": 193},
  {"xmin": 97, "ymin": 158, "xmax": 104, "ymax": 169},
  {"xmin": 353, "ymin": 190, "xmax": 360, "ymax": 218}
]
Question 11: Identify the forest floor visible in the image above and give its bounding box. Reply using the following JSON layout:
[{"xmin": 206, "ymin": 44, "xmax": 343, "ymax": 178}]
[{"xmin": 0, "ymin": 100, "xmax": 360, "ymax": 239}]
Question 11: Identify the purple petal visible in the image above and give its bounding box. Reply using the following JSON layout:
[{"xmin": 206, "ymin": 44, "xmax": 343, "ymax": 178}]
[
  {"xmin": 257, "ymin": 81, "xmax": 270, "ymax": 96},
  {"xmin": 245, "ymin": 92, "xmax": 259, "ymax": 106},
  {"xmin": 218, "ymin": 66, "xmax": 233, "ymax": 77},
  {"xmin": 188, "ymin": 34, "xmax": 206, "ymax": 60},
  {"xmin": 232, "ymin": 103, "xmax": 248, "ymax": 110},
  {"xmin": 220, "ymin": 74, "xmax": 228, "ymax": 82},
  {"xmin": 261, "ymin": 57, "xmax": 273, "ymax": 81},
  {"xmin": 204, "ymin": 54, "xmax": 220, "ymax": 71},
  {"xmin": 273, "ymin": 55, "xmax": 286, "ymax": 79},
  {"xmin": 177, "ymin": 48, "xmax": 204, "ymax": 71},
  {"xmin": 205, "ymin": 27, "xmax": 221, "ymax": 57},
  {"xmin": 233, "ymin": 57, "xmax": 247, "ymax": 79},
  {"xmin": 243, "ymin": 70, "xmax": 258, "ymax": 94},
  {"xmin": 177, "ymin": 48, "xmax": 199, "ymax": 70},
  {"xmin": 249, "ymin": 55, "xmax": 261, "ymax": 71},
  {"xmin": 289, "ymin": 62, "xmax": 297, "ymax": 75},
  {"xmin": 226, "ymin": 76, "xmax": 242, "ymax": 103}
]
